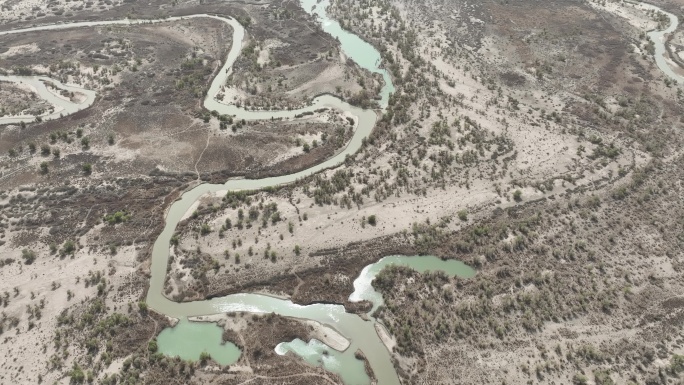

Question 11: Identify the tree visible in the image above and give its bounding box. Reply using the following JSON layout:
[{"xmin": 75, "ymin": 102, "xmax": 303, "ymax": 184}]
[
  {"xmin": 107, "ymin": 134, "xmax": 115, "ymax": 145},
  {"xmin": 41, "ymin": 144, "xmax": 51, "ymax": 156},
  {"xmin": 39, "ymin": 162, "xmax": 49, "ymax": 174},
  {"xmin": 76, "ymin": 128, "xmax": 83, "ymax": 138},
  {"xmin": 367, "ymin": 215, "xmax": 377, "ymax": 226},
  {"xmin": 513, "ymin": 189, "xmax": 523, "ymax": 202},
  {"xmin": 294, "ymin": 245, "xmax": 301, "ymax": 256},
  {"xmin": 82, "ymin": 163, "xmax": 92, "ymax": 175}
]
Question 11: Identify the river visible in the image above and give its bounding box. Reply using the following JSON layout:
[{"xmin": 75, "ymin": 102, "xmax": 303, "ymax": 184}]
[
  {"xmin": 638, "ymin": 2, "xmax": 684, "ymax": 83},
  {"xmin": 0, "ymin": 6, "xmax": 404, "ymax": 384},
  {"xmin": 1, "ymin": 0, "xmax": 680, "ymax": 383}
]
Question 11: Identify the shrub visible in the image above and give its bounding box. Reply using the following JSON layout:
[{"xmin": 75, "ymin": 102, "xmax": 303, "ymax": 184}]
[
  {"xmin": 138, "ymin": 301, "xmax": 148, "ymax": 313},
  {"xmin": 61, "ymin": 240, "xmax": 76, "ymax": 255},
  {"xmin": 572, "ymin": 374, "xmax": 588, "ymax": 385},
  {"xmin": 148, "ymin": 340, "xmax": 158, "ymax": 353},
  {"xmin": 513, "ymin": 190, "xmax": 523, "ymax": 202},
  {"xmin": 21, "ymin": 249, "xmax": 36, "ymax": 265},
  {"xmin": 200, "ymin": 224, "xmax": 211, "ymax": 235},
  {"xmin": 458, "ymin": 210, "xmax": 468, "ymax": 221},
  {"xmin": 104, "ymin": 211, "xmax": 130, "ymax": 225},
  {"xmin": 671, "ymin": 354, "xmax": 684, "ymax": 374},
  {"xmin": 69, "ymin": 363, "xmax": 85, "ymax": 384},
  {"xmin": 367, "ymin": 215, "xmax": 377, "ymax": 226},
  {"xmin": 593, "ymin": 370, "xmax": 614, "ymax": 385}
]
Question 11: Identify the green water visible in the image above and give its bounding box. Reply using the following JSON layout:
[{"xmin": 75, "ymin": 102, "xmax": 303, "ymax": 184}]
[
  {"xmin": 272, "ymin": 255, "xmax": 475, "ymax": 384},
  {"xmin": 350, "ymin": 255, "xmax": 476, "ymax": 314},
  {"xmin": 3, "ymin": 0, "xmax": 680, "ymax": 382},
  {"xmin": 0, "ymin": 6, "xmax": 466, "ymax": 385},
  {"xmin": 156, "ymin": 319, "xmax": 241, "ymax": 365},
  {"xmin": 275, "ymin": 338, "xmax": 369, "ymax": 384},
  {"xmin": 300, "ymin": 0, "xmax": 395, "ymax": 107},
  {"xmin": 152, "ymin": 254, "xmax": 474, "ymax": 382},
  {"xmin": 640, "ymin": 2, "xmax": 684, "ymax": 83}
]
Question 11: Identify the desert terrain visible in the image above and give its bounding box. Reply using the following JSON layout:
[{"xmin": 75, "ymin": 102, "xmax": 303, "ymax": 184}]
[{"xmin": 0, "ymin": 0, "xmax": 684, "ymax": 384}]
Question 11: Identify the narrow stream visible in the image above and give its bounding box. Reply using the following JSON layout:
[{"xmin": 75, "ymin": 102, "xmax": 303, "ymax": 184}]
[
  {"xmin": 0, "ymin": 75, "xmax": 96, "ymax": 125},
  {"xmin": 638, "ymin": 2, "xmax": 684, "ymax": 83}
]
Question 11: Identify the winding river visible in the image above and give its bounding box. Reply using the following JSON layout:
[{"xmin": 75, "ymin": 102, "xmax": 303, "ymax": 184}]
[
  {"xmin": 1, "ymin": 0, "xmax": 680, "ymax": 383},
  {"xmin": 0, "ymin": 5, "xmax": 405, "ymax": 384},
  {"xmin": 638, "ymin": 1, "xmax": 684, "ymax": 83}
]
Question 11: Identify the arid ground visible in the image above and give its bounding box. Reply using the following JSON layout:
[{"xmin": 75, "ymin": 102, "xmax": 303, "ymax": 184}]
[{"xmin": 1, "ymin": 0, "xmax": 684, "ymax": 384}]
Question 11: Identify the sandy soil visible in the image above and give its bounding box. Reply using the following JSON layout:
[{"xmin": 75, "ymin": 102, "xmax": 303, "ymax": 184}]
[{"xmin": 2, "ymin": 0, "xmax": 684, "ymax": 384}]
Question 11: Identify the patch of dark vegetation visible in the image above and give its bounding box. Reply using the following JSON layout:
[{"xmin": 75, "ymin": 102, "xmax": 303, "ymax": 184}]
[{"xmin": 374, "ymin": 156, "xmax": 684, "ymax": 384}]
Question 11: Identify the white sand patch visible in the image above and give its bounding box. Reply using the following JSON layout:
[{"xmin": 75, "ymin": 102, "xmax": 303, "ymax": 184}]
[
  {"xmin": 0, "ymin": 43, "xmax": 40, "ymax": 58},
  {"xmin": 587, "ymin": 0, "xmax": 659, "ymax": 31},
  {"xmin": 375, "ymin": 323, "xmax": 396, "ymax": 352},
  {"xmin": 305, "ymin": 320, "xmax": 350, "ymax": 352}
]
